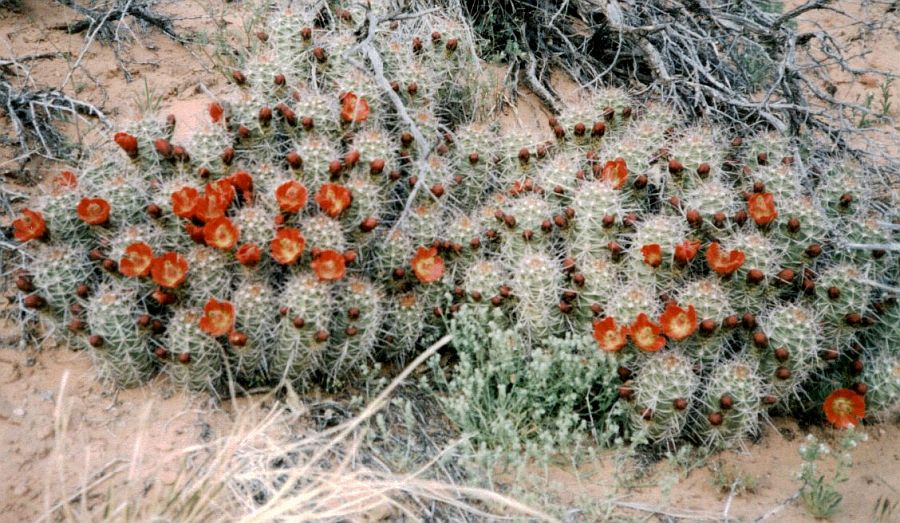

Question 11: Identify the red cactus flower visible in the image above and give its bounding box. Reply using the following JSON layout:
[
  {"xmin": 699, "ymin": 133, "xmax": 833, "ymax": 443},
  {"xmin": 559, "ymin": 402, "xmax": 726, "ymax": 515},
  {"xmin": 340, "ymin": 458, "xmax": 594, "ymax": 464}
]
[
  {"xmin": 600, "ymin": 157, "xmax": 628, "ymax": 189},
  {"xmin": 203, "ymin": 216, "xmax": 239, "ymax": 250},
  {"xmin": 674, "ymin": 239, "xmax": 701, "ymax": 264},
  {"xmin": 235, "ymin": 243, "xmax": 262, "ymax": 266},
  {"xmin": 150, "ymin": 252, "xmax": 189, "ymax": 288},
  {"xmin": 119, "ymin": 242, "xmax": 154, "ymax": 278},
  {"xmin": 172, "ymin": 186, "xmax": 200, "ymax": 219},
  {"xmin": 53, "ymin": 171, "xmax": 78, "ymax": 189},
  {"xmin": 275, "ymin": 180, "xmax": 309, "ymax": 213},
  {"xmin": 199, "ymin": 298, "xmax": 235, "ymax": 337},
  {"xmin": 184, "ymin": 222, "xmax": 206, "ymax": 244},
  {"xmin": 12, "ymin": 209, "xmax": 46, "ymax": 242},
  {"xmin": 311, "ymin": 249, "xmax": 346, "ymax": 281},
  {"xmin": 315, "ymin": 183, "xmax": 352, "ymax": 218},
  {"xmin": 747, "ymin": 192, "xmax": 778, "ymax": 226},
  {"xmin": 228, "ymin": 171, "xmax": 253, "ymax": 194},
  {"xmin": 193, "ymin": 182, "xmax": 233, "ymax": 223},
  {"xmin": 76, "ymin": 197, "xmax": 111, "ymax": 225},
  {"xmin": 630, "ymin": 313, "xmax": 666, "ymax": 352},
  {"xmin": 270, "ymin": 227, "xmax": 305, "ymax": 265},
  {"xmin": 206, "ymin": 178, "xmax": 236, "ymax": 206},
  {"xmin": 640, "ymin": 244, "xmax": 663, "ymax": 268},
  {"xmin": 592, "ymin": 316, "xmax": 629, "ymax": 352},
  {"xmin": 706, "ymin": 242, "xmax": 746, "ymax": 275},
  {"xmin": 659, "ymin": 302, "xmax": 698, "ymax": 341},
  {"xmin": 114, "ymin": 132, "xmax": 138, "ymax": 157},
  {"xmin": 823, "ymin": 388, "xmax": 865, "ymax": 428},
  {"xmin": 410, "ymin": 246, "xmax": 445, "ymax": 283},
  {"xmin": 209, "ymin": 102, "xmax": 224, "ymax": 123},
  {"xmin": 340, "ymin": 92, "xmax": 370, "ymax": 123}
]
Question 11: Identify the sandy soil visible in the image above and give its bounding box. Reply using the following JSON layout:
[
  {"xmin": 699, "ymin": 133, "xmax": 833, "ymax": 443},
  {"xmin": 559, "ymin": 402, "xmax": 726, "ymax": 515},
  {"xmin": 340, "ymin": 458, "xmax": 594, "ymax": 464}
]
[{"xmin": 1, "ymin": 1, "xmax": 898, "ymax": 522}]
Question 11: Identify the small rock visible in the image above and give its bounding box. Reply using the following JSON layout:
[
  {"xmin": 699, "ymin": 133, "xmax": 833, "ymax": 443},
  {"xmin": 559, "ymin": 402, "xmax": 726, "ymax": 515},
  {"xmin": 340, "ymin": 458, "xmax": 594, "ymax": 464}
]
[{"xmin": 12, "ymin": 407, "xmax": 25, "ymax": 418}]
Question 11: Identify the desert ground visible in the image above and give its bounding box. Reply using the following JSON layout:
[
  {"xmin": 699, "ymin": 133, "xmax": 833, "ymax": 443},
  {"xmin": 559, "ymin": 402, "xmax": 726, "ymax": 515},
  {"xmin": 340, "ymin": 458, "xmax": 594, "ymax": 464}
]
[{"xmin": 1, "ymin": 1, "xmax": 898, "ymax": 521}]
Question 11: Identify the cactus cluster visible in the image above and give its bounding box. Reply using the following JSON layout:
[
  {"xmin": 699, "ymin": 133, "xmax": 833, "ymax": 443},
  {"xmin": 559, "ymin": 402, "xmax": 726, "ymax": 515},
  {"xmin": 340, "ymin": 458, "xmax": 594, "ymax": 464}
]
[{"xmin": 8, "ymin": 1, "xmax": 898, "ymax": 445}]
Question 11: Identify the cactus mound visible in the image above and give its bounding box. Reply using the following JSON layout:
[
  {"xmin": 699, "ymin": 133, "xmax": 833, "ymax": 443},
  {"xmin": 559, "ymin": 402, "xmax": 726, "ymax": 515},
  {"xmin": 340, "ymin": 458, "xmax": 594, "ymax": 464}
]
[{"xmin": 9, "ymin": 1, "xmax": 898, "ymax": 448}]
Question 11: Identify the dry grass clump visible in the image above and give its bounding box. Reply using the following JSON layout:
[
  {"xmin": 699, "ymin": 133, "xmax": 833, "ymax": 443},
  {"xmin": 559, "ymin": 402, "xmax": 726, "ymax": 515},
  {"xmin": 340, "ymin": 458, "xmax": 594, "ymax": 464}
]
[{"xmin": 41, "ymin": 339, "xmax": 559, "ymax": 522}]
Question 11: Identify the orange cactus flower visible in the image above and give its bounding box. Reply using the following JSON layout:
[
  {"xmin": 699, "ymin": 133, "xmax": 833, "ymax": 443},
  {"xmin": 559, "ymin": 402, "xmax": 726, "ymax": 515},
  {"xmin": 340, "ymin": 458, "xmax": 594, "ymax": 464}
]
[
  {"xmin": 199, "ymin": 298, "xmax": 235, "ymax": 337},
  {"xmin": 53, "ymin": 171, "xmax": 78, "ymax": 189},
  {"xmin": 206, "ymin": 178, "xmax": 236, "ymax": 205},
  {"xmin": 659, "ymin": 302, "xmax": 698, "ymax": 341},
  {"xmin": 228, "ymin": 171, "xmax": 253, "ymax": 194},
  {"xmin": 12, "ymin": 209, "xmax": 47, "ymax": 242},
  {"xmin": 270, "ymin": 227, "xmax": 305, "ymax": 265},
  {"xmin": 706, "ymin": 242, "xmax": 746, "ymax": 275},
  {"xmin": 640, "ymin": 244, "xmax": 663, "ymax": 268},
  {"xmin": 150, "ymin": 252, "xmax": 189, "ymax": 288},
  {"xmin": 592, "ymin": 317, "xmax": 629, "ymax": 352},
  {"xmin": 203, "ymin": 217, "xmax": 239, "ymax": 250},
  {"xmin": 275, "ymin": 180, "xmax": 309, "ymax": 213},
  {"xmin": 172, "ymin": 186, "xmax": 200, "ymax": 219},
  {"xmin": 311, "ymin": 249, "xmax": 347, "ymax": 281},
  {"xmin": 114, "ymin": 132, "xmax": 138, "ymax": 157},
  {"xmin": 340, "ymin": 92, "xmax": 370, "ymax": 123},
  {"xmin": 76, "ymin": 197, "xmax": 111, "ymax": 225},
  {"xmin": 209, "ymin": 102, "xmax": 224, "ymax": 123},
  {"xmin": 315, "ymin": 183, "xmax": 352, "ymax": 218},
  {"xmin": 823, "ymin": 388, "xmax": 865, "ymax": 428},
  {"xmin": 235, "ymin": 243, "xmax": 262, "ymax": 266},
  {"xmin": 674, "ymin": 239, "xmax": 702, "ymax": 264},
  {"xmin": 193, "ymin": 189, "xmax": 231, "ymax": 223},
  {"xmin": 600, "ymin": 157, "xmax": 629, "ymax": 189},
  {"xmin": 184, "ymin": 222, "xmax": 206, "ymax": 244},
  {"xmin": 630, "ymin": 313, "xmax": 666, "ymax": 352},
  {"xmin": 747, "ymin": 192, "xmax": 778, "ymax": 226},
  {"xmin": 119, "ymin": 242, "xmax": 154, "ymax": 277},
  {"xmin": 410, "ymin": 246, "xmax": 445, "ymax": 283}
]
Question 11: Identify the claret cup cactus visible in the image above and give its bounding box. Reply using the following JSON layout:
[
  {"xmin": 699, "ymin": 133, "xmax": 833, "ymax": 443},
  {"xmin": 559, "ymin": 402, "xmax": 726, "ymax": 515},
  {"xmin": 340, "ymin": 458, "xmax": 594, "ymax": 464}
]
[{"xmin": 8, "ymin": 0, "xmax": 897, "ymax": 447}]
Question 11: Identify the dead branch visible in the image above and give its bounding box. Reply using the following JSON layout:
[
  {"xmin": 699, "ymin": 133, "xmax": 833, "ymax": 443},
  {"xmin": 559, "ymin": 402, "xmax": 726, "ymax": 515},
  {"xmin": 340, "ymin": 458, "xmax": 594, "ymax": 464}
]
[
  {"xmin": 53, "ymin": 0, "xmax": 182, "ymax": 42},
  {"xmin": 0, "ymin": 76, "xmax": 109, "ymax": 165}
]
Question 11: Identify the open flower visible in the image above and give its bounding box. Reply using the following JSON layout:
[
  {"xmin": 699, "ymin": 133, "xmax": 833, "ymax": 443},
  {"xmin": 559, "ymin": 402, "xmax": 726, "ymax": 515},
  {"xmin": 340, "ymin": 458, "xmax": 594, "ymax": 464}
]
[
  {"xmin": 592, "ymin": 317, "xmax": 629, "ymax": 352},
  {"xmin": 340, "ymin": 92, "xmax": 370, "ymax": 123},
  {"xmin": 12, "ymin": 209, "xmax": 47, "ymax": 242},
  {"xmin": 76, "ymin": 197, "xmax": 111, "ymax": 225},
  {"xmin": 674, "ymin": 239, "xmax": 701, "ymax": 264},
  {"xmin": 410, "ymin": 246, "xmax": 444, "ymax": 283},
  {"xmin": 630, "ymin": 313, "xmax": 666, "ymax": 351},
  {"xmin": 659, "ymin": 302, "xmax": 698, "ymax": 341},
  {"xmin": 275, "ymin": 180, "xmax": 309, "ymax": 213},
  {"xmin": 311, "ymin": 249, "xmax": 346, "ymax": 281},
  {"xmin": 150, "ymin": 252, "xmax": 189, "ymax": 288},
  {"xmin": 203, "ymin": 217, "xmax": 239, "ymax": 250},
  {"xmin": 747, "ymin": 192, "xmax": 778, "ymax": 225},
  {"xmin": 270, "ymin": 227, "xmax": 305, "ymax": 265},
  {"xmin": 119, "ymin": 242, "xmax": 154, "ymax": 277},
  {"xmin": 235, "ymin": 243, "xmax": 261, "ymax": 266},
  {"xmin": 199, "ymin": 298, "xmax": 235, "ymax": 337},
  {"xmin": 206, "ymin": 178, "xmax": 236, "ymax": 206},
  {"xmin": 600, "ymin": 157, "xmax": 628, "ymax": 189},
  {"xmin": 823, "ymin": 388, "xmax": 865, "ymax": 428},
  {"xmin": 193, "ymin": 184, "xmax": 232, "ymax": 223},
  {"xmin": 640, "ymin": 244, "xmax": 663, "ymax": 268},
  {"xmin": 171, "ymin": 186, "xmax": 200, "ymax": 219},
  {"xmin": 315, "ymin": 183, "xmax": 352, "ymax": 218},
  {"xmin": 706, "ymin": 242, "xmax": 746, "ymax": 275},
  {"xmin": 114, "ymin": 132, "xmax": 138, "ymax": 157}
]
